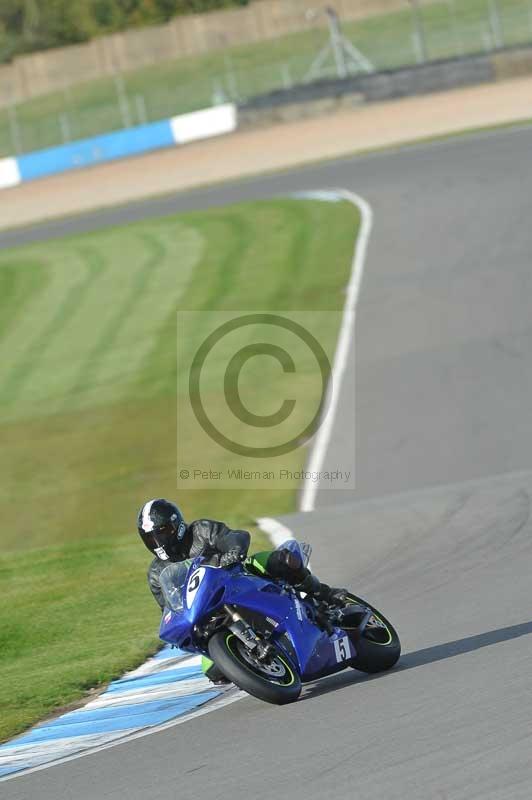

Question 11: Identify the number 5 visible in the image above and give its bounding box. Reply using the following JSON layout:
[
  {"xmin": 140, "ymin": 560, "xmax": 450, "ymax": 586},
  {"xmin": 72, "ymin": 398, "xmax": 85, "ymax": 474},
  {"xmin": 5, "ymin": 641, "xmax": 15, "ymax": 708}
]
[{"xmin": 334, "ymin": 635, "xmax": 351, "ymax": 663}]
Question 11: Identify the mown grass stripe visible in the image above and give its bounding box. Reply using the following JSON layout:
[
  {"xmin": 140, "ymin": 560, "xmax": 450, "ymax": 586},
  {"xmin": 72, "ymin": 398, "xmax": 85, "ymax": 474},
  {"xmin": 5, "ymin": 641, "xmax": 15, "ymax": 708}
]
[
  {"xmin": 64, "ymin": 230, "xmax": 168, "ymax": 407},
  {"xmin": 84, "ymin": 223, "xmax": 202, "ymax": 407},
  {"xmin": 0, "ymin": 223, "xmax": 203, "ymax": 421},
  {"xmin": 17, "ymin": 231, "xmax": 168, "ymax": 417},
  {"xmin": 0, "ymin": 245, "xmax": 88, "ymax": 394},
  {"xmin": 269, "ymin": 201, "xmax": 311, "ymax": 310},
  {"xmin": 0, "ymin": 258, "xmax": 49, "ymax": 343},
  {"xmin": 0, "ymin": 245, "xmax": 105, "ymax": 414}
]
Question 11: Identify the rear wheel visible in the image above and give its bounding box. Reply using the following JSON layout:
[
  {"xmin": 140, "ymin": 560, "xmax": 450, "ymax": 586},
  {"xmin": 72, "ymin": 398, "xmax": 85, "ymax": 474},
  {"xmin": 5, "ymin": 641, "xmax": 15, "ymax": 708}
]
[
  {"xmin": 341, "ymin": 594, "xmax": 401, "ymax": 674},
  {"xmin": 208, "ymin": 630, "xmax": 301, "ymax": 705}
]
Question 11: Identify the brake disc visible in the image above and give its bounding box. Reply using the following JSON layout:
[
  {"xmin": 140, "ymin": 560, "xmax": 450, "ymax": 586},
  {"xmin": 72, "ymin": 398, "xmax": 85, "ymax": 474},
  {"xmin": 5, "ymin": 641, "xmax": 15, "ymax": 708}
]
[{"xmin": 236, "ymin": 641, "xmax": 286, "ymax": 677}]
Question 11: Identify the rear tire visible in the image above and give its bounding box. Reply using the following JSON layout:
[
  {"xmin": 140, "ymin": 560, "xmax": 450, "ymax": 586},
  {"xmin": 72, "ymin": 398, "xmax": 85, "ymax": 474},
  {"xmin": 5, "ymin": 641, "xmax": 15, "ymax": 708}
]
[
  {"xmin": 208, "ymin": 630, "xmax": 301, "ymax": 705},
  {"xmin": 342, "ymin": 594, "xmax": 401, "ymax": 674}
]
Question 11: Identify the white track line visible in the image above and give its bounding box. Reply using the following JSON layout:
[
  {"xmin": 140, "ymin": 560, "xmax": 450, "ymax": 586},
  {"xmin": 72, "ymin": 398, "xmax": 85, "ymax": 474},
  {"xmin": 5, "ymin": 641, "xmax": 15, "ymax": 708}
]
[
  {"xmin": 299, "ymin": 189, "xmax": 373, "ymax": 512},
  {"xmin": 257, "ymin": 190, "xmax": 372, "ymax": 533},
  {"xmin": 255, "ymin": 517, "xmax": 295, "ymax": 548}
]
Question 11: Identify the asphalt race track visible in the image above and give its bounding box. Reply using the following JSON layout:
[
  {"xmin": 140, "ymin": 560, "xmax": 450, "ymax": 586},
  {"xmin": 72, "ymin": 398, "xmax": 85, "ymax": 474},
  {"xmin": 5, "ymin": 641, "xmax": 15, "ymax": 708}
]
[{"xmin": 4, "ymin": 126, "xmax": 532, "ymax": 799}]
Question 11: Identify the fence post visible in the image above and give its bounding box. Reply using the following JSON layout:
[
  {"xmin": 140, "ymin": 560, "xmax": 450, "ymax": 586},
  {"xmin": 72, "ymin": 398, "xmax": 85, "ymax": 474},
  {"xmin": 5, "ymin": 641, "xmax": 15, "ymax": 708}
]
[
  {"xmin": 7, "ymin": 103, "xmax": 23, "ymax": 155},
  {"xmin": 448, "ymin": 0, "xmax": 463, "ymax": 56},
  {"xmin": 408, "ymin": 0, "xmax": 428, "ymax": 63},
  {"xmin": 487, "ymin": 0, "xmax": 503, "ymax": 49},
  {"xmin": 326, "ymin": 8, "xmax": 348, "ymax": 78},
  {"xmin": 211, "ymin": 79, "xmax": 227, "ymax": 105},
  {"xmin": 281, "ymin": 63, "xmax": 293, "ymax": 90},
  {"xmin": 112, "ymin": 73, "xmax": 132, "ymax": 128},
  {"xmin": 223, "ymin": 53, "xmax": 240, "ymax": 101},
  {"xmin": 134, "ymin": 94, "xmax": 148, "ymax": 125},
  {"xmin": 482, "ymin": 26, "xmax": 494, "ymax": 51},
  {"xmin": 412, "ymin": 30, "xmax": 425, "ymax": 64},
  {"xmin": 59, "ymin": 112, "xmax": 71, "ymax": 143}
]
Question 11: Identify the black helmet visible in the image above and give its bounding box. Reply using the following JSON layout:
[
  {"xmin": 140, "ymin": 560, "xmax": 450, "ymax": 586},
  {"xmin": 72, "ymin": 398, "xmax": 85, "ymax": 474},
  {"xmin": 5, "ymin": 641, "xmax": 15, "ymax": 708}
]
[{"xmin": 137, "ymin": 499, "xmax": 187, "ymax": 561}]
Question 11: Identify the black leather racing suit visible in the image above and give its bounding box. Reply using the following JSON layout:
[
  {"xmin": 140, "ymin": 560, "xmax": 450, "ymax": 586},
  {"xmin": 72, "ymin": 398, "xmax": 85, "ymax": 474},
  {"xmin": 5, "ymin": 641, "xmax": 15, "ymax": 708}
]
[{"xmin": 147, "ymin": 518, "xmax": 251, "ymax": 610}]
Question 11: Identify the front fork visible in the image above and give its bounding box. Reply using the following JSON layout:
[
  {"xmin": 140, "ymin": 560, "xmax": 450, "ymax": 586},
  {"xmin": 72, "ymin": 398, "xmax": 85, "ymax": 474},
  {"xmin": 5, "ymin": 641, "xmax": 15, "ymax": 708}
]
[{"xmin": 224, "ymin": 605, "xmax": 273, "ymax": 661}]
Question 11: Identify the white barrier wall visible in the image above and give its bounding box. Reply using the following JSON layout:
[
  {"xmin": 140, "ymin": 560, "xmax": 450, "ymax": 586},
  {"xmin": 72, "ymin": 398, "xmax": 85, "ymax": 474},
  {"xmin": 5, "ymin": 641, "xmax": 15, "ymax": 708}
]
[
  {"xmin": 0, "ymin": 158, "xmax": 21, "ymax": 189},
  {"xmin": 170, "ymin": 104, "xmax": 237, "ymax": 145}
]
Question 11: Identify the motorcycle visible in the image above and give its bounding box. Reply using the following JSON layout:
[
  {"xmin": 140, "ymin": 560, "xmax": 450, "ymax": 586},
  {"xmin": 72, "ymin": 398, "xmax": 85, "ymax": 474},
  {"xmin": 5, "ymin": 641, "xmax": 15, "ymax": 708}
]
[{"xmin": 159, "ymin": 539, "xmax": 400, "ymax": 704}]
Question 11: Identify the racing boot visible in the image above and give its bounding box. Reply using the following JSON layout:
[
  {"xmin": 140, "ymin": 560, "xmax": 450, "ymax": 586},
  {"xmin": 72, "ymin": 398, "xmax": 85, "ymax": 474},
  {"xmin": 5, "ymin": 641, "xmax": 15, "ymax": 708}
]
[{"xmin": 201, "ymin": 656, "xmax": 231, "ymax": 686}]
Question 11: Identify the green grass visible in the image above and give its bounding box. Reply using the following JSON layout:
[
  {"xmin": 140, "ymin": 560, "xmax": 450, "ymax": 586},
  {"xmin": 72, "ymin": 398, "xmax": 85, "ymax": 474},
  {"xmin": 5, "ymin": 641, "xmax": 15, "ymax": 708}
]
[
  {"xmin": 0, "ymin": 196, "xmax": 359, "ymax": 741},
  {"xmin": 1, "ymin": 0, "xmax": 530, "ymax": 157}
]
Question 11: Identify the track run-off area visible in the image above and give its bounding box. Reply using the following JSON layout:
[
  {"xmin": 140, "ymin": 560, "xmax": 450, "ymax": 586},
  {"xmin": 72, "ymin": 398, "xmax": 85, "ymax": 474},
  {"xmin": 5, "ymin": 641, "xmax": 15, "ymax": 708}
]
[{"xmin": 4, "ymin": 124, "xmax": 532, "ymax": 799}]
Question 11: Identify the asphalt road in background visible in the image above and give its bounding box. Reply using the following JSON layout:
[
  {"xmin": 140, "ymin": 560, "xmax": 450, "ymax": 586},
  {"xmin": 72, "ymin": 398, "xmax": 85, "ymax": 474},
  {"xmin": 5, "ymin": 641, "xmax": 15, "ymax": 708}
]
[{"xmin": 5, "ymin": 126, "xmax": 532, "ymax": 799}]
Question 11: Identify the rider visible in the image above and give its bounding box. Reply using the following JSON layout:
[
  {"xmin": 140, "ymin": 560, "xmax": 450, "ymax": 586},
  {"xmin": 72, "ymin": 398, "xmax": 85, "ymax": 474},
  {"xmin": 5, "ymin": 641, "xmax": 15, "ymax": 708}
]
[{"xmin": 138, "ymin": 498, "xmax": 348, "ymax": 685}]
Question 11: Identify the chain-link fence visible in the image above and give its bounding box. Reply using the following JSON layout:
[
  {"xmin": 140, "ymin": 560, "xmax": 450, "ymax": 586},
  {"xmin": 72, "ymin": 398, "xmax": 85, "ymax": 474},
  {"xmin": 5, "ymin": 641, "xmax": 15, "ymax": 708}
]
[{"xmin": 1, "ymin": 0, "xmax": 531, "ymax": 157}]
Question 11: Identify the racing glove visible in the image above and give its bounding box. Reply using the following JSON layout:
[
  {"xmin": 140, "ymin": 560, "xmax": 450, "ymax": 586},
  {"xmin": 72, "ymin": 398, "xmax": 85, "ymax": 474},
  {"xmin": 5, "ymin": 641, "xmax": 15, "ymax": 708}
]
[
  {"xmin": 320, "ymin": 585, "xmax": 351, "ymax": 606},
  {"xmin": 298, "ymin": 575, "xmax": 350, "ymax": 605},
  {"xmin": 297, "ymin": 573, "xmax": 322, "ymax": 596},
  {"xmin": 219, "ymin": 548, "xmax": 245, "ymax": 568}
]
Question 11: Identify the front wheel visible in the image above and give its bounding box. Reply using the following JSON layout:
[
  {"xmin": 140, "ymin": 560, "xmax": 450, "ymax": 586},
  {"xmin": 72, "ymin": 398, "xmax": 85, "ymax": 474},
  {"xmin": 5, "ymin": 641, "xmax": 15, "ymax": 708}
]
[
  {"xmin": 341, "ymin": 594, "xmax": 401, "ymax": 674},
  {"xmin": 208, "ymin": 630, "xmax": 301, "ymax": 705}
]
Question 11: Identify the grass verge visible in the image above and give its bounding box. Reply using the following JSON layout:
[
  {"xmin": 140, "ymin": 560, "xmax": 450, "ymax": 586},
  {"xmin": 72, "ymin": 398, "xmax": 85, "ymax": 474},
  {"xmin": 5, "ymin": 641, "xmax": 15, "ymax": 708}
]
[{"xmin": 0, "ymin": 196, "xmax": 359, "ymax": 741}]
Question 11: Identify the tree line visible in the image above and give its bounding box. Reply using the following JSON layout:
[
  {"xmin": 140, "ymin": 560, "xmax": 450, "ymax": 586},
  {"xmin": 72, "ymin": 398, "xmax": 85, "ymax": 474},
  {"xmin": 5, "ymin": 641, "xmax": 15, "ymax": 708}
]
[{"xmin": 0, "ymin": 0, "xmax": 250, "ymax": 62}]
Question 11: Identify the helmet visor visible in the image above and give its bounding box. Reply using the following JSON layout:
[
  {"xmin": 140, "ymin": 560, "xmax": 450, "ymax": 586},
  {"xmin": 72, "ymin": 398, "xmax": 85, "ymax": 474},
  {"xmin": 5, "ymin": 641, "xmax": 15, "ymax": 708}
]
[{"xmin": 146, "ymin": 519, "xmax": 186, "ymax": 560}]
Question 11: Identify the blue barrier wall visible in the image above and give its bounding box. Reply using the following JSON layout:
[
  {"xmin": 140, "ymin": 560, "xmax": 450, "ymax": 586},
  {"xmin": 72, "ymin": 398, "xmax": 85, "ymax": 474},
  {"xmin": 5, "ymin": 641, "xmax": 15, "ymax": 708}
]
[
  {"xmin": 17, "ymin": 119, "xmax": 175, "ymax": 182},
  {"xmin": 0, "ymin": 105, "xmax": 237, "ymax": 188}
]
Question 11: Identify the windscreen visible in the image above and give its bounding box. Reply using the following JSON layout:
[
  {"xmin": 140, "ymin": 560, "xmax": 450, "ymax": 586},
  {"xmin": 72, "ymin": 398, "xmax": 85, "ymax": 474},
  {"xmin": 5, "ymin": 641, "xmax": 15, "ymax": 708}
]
[
  {"xmin": 277, "ymin": 539, "xmax": 312, "ymax": 569},
  {"xmin": 159, "ymin": 561, "xmax": 191, "ymax": 612}
]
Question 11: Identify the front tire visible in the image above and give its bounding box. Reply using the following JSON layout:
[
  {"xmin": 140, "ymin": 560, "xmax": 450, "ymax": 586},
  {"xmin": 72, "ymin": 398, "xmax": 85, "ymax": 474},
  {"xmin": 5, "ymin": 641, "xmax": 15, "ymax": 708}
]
[
  {"xmin": 208, "ymin": 630, "xmax": 301, "ymax": 705},
  {"xmin": 342, "ymin": 594, "xmax": 401, "ymax": 674}
]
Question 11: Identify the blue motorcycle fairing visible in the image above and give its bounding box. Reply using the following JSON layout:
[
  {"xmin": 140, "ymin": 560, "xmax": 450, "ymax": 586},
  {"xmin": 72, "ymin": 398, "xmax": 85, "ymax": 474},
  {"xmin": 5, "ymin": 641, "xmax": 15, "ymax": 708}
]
[
  {"xmin": 159, "ymin": 561, "xmax": 267, "ymax": 649},
  {"xmin": 158, "ymin": 556, "xmax": 358, "ymax": 682},
  {"xmin": 226, "ymin": 587, "xmax": 344, "ymax": 680}
]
